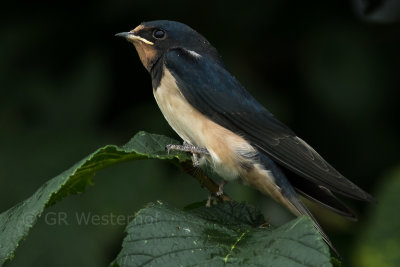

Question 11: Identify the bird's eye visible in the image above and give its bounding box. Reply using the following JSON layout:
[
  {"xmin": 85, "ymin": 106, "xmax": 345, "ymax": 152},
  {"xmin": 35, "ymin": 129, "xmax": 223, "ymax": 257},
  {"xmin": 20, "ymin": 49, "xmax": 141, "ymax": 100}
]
[{"xmin": 153, "ymin": 29, "xmax": 166, "ymax": 39}]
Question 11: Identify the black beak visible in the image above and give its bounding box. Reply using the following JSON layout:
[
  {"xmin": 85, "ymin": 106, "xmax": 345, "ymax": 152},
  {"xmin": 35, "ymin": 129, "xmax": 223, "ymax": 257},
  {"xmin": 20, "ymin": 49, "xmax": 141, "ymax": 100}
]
[
  {"xmin": 114, "ymin": 31, "xmax": 154, "ymax": 45},
  {"xmin": 115, "ymin": 32, "xmax": 131, "ymax": 38}
]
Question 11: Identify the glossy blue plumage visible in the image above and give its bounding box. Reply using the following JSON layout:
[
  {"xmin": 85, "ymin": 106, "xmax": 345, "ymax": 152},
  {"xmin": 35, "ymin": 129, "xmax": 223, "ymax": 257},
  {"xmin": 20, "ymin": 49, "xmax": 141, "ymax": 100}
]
[
  {"xmin": 164, "ymin": 47, "xmax": 373, "ymax": 203},
  {"xmin": 118, "ymin": 20, "xmax": 374, "ymax": 256}
]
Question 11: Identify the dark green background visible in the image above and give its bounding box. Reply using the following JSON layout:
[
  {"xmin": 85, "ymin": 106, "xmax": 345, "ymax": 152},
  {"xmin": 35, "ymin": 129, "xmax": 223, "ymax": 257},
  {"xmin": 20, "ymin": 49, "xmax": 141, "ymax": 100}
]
[{"xmin": 1, "ymin": 1, "xmax": 399, "ymax": 266}]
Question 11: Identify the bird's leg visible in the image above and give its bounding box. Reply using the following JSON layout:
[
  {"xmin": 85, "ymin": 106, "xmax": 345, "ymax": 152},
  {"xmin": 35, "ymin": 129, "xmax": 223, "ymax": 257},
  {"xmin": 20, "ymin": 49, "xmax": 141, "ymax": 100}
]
[
  {"xmin": 166, "ymin": 141, "xmax": 209, "ymax": 167},
  {"xmin": 166, "ymin": 142, "xmax": 210, "ymax": 155},
  {"xmin": 216, "ymin": 180, "xmax": 227, "ymax": 196},
  {"xmin": 206, "ymin": 194, "xmax": 218, "ymax": 207},
  {"xmin": 206, "ymin": 194, "xmax": 212, "ymax": 207}
]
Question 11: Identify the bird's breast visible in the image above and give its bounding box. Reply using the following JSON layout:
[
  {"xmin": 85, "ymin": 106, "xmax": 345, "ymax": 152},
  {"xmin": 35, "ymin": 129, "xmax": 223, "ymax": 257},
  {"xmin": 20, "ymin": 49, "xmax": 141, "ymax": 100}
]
[
  {"xmin": 153, "ymin": 68, "xmax": 202, "ymax": 145},
  {"xmin": 153, "ymin": 67, "xmax": 256, "ymax": 181}
]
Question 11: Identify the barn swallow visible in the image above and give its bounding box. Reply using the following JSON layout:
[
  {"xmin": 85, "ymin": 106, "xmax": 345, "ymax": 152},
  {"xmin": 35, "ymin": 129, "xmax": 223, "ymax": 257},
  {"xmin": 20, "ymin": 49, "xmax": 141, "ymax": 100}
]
[{"xmin": 116, "ymin": 20, "xmax": 374, "ymax": 254}]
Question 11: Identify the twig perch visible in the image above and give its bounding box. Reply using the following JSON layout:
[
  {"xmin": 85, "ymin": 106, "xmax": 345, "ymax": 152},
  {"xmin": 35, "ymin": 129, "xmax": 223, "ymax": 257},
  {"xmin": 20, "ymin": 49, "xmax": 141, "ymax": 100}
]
[{"xmin": 181, "ymin": 161, "xmax": 232, "ymax": 202}]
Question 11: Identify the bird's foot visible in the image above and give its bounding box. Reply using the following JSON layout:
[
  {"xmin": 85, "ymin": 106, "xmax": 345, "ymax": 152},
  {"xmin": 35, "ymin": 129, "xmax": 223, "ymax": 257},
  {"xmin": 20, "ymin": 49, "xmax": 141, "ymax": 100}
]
[
  {"xmin": 206, "ymin": 194, "xmax": 218, "ymax": 207},
  {"xmin": 192, "ymin": 153, "xmax": 200, "ymax": 167},
  {"xmin": 205, "ymin": 180, "xmax": 227, "ymax": 207},
  {"xmin": 216, "ymin": 180, "xmax": 227, "ymax": 196}
]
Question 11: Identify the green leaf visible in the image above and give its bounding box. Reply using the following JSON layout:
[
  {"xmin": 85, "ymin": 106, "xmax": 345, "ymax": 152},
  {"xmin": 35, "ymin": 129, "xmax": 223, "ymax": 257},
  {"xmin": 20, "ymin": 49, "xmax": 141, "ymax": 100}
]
[
  {"xmin": 0, "ymin": 131, "xmax": 189, "ymax": 265},
  {"xmin": 353, "ymin": 166, "xmax": 400, "ymax": 267},
  {"xmin": 111, "ymin": 201, "xmax": 331, "ymax": 267},
  {"xmin": 331, "ymin": 257, "xmax": 342, "ymax": 267}
]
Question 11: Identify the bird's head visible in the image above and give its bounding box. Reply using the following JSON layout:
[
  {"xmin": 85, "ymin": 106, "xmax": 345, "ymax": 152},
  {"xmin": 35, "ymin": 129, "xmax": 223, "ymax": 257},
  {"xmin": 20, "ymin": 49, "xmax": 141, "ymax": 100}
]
[{"xmin": 116, "ymin": 20, "xmax": 221, "ymax": 72}]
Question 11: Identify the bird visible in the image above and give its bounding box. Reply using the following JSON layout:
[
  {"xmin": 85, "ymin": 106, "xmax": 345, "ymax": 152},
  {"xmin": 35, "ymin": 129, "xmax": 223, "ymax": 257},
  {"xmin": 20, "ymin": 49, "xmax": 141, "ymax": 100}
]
[{"xmin": 116, "ymin": 20, "xmax": 374, "ymax": 255}]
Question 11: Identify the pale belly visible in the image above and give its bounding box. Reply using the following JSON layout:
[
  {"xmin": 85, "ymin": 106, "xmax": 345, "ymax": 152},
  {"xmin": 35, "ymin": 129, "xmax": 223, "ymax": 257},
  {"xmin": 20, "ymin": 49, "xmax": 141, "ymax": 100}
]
[
  {"xmin": 152, "ymin": 68, "xmax": 295, "ymax": 215},
  {"xmin": 153, "ymin": 68, "xmax": 256, "ymax": 181}
]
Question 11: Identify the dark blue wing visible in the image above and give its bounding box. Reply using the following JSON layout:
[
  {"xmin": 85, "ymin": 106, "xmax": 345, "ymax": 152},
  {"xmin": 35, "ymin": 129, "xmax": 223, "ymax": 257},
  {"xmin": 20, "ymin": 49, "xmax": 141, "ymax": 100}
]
[{"xmin": 164, "ymin": 48, "xmax": 373, "ymax": 202}]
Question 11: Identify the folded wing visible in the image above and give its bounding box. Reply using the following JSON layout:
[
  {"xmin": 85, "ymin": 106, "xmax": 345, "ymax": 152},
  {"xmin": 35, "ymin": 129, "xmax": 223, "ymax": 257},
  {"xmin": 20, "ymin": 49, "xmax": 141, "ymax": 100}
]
[{"xmin": 164, "ymin": 48, "xmax": 374, "ymax": 203}]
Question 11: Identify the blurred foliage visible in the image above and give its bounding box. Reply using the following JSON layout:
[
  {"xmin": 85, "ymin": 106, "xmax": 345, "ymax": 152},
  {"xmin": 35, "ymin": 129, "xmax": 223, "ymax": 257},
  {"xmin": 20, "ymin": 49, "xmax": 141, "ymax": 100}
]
[
  {"xmin": 0, "ymin": 132, "xmax": 188, "ymax": 265},
  {"xmin": 353, "ymin": 167, "xmax": 400, "ymax": 267},
  {"xmin": 0, "ymin": 0, "xmax": 399, "ymax": 266}
]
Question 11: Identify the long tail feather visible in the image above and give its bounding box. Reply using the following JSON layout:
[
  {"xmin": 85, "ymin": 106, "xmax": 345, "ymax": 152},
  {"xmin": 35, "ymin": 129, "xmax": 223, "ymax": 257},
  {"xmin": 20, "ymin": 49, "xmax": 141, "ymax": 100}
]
[{"xmin": 258, "ymin": 153, "xmax": 340, "ymax": 256}]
